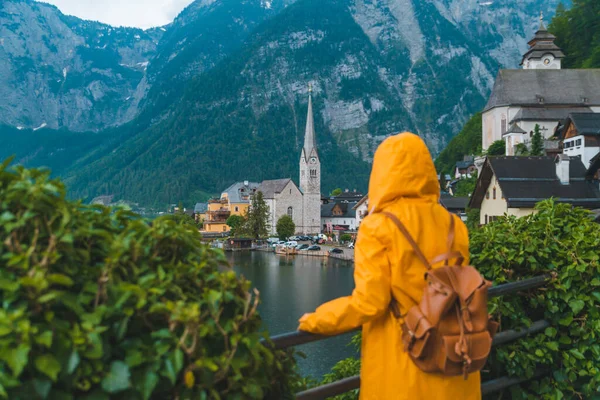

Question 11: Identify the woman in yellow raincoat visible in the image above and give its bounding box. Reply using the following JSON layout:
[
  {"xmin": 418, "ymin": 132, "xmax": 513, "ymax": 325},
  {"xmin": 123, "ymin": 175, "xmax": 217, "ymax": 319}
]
[{"xmin": 298, "ymin": 132, "xmax": 480, "ymax": 399}]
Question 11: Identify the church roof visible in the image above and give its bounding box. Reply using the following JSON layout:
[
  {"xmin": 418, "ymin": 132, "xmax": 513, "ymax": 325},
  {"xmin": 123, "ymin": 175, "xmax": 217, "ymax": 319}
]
[
  {"xmin": 302, "ymin": 88, "xmax": 319, "ymax": 161},
  {"xmin": 484, "ymin": 69, "xmax": 600, "ymax": 112},
  {"xmin": 258, "ymin": 178, "xmax": 293, "ymax": 199},
  {"xmin": 510, "ymin": 107, "xmax": 593, "ymax": 123},
  {"xmin": 503, "ymin": 123, "xmax": 527, "ymax": 136}
]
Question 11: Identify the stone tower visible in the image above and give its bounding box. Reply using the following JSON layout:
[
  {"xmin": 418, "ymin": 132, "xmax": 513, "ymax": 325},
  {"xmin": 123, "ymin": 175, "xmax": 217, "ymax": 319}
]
[
  {"xmin": 521, "ymin": 12, "xmax": 564, "ymax": 70},
  {"xmin": 299, "ymin": 85, "xmax": 321, "ymax": 234}
]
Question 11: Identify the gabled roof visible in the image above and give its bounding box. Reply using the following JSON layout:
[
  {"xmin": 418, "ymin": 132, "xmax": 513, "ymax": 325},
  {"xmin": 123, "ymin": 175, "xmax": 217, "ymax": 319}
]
[
  {"xmin": 440, "ymin": 194, "xmax": 469, "ymax": 211},
  {"xmin": 564, "ymin": 113, "xmax": 600, "ymax": 137},
  {"xmin": 222, "ymin": 181, "xmax": 261, "ymax": 203},
  {"xmin": 258, "ymin": 179, "xmax": 294, "ymax": 199},
  {"xmin": 469, "ymin": 156, "xmax": 600, "ymax": 209},
  {"xmin": 321, "ymin": 201, "xmax": 357, "ymax": 218},
  {"xmin": 587, "ymin": 153, "xmax": 600, "ymax": 180},
  {"xmin": 503, "ymin": 123, "xmax": 527, "ymax": 136},
  {"xmin": 456, "ymin": 159, "xmax": 475, "ymax": 169},
  {"xmin": 484, "ymin": 70, "xmax": 600, "ymax": 112},
  {"xmin": 194, "ymin": 203, "xmax": 208, "ymax": 213},
  {"xmin": 352, "ymin": 195, "xmax": 369, "ymax": 209},
  {"xmin": 510, "ymin": 107, "xmax": 592, "ymax": 123}
]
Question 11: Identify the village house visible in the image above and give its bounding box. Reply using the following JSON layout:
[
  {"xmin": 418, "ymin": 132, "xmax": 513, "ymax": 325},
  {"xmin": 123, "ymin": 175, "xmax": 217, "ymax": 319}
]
[
  {"xmin": 203, "ymin": 181, "xmax": 260, "ymax": 233},
  {"xmin": 321, "ymin": 201, "xmax": 357, "ymax": 233},
  {"xmin": 482, "ymin": 16, "xmax": 600, "ymax": 156},
  {"xmin": 469, "ymin": 156, "xmax": 600, "ymax": 225},
  {"xmin": 558, "ymin": 113, "xmax": 600, "ymax": 168},
  {"xmin": 353, "ymin": 195, "xmax": 369, "ymax": 228},
  {"xmin": 440, "ymin": 194, "xmax": 469, "ymax": 222},
  {"xmin": 454, "ymin": 156, "xmax": 476, "ymax": 179},
  {"xmin": 193, "ymin": 202, "xmax": 208, "ymax": 223}
]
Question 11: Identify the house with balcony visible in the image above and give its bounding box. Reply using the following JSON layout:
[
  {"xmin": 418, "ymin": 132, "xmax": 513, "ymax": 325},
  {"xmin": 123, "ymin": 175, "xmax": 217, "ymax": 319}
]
[
  {"xmin": 322, "ymin": 201, "xmax": 357, "ymax": 233},
  {"xmin": 203, "ymin": 181, "xmax": 260, "ymax": 233},
  {"xmin": 558, "ymin": 113, "xmax": 600, "ymax": 168}
]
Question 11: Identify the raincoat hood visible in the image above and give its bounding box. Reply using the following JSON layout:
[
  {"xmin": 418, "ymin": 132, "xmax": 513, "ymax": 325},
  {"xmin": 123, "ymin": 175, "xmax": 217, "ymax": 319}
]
[{"xmin": 368, "ymin": 132, "xmax": 440, "ymax": 213}]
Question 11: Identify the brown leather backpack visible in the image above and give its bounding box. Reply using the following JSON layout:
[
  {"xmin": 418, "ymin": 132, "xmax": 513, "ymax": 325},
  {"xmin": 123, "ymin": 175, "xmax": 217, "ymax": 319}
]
[{"xmin": 382, "ymin": 212, "xmax": 498, "ymax": 379}]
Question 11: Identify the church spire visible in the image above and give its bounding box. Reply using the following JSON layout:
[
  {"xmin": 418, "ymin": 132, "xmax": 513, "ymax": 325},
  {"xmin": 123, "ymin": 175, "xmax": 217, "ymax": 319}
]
[
  {"xmin": 303, "ymin": 83, "xmax": 318, "ymax": 159},
  {"xmin": 538, "ymin": 11, "xmax": 546, "ymax": 31},
  {"xmin": 520, "ymin": 11, "xmax": 564, "ymax": 69}
]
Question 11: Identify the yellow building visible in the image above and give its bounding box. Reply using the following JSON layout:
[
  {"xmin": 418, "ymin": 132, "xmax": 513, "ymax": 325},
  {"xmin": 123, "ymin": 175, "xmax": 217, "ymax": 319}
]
[{"xmin": 202, "ymin": 181, "xmax": 260, "ymax": 233}]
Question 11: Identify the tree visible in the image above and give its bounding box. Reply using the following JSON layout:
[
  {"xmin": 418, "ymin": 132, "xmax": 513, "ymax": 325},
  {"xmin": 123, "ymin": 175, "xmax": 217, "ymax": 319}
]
[
  {"xmin": 226, "ymin": 214, "xmax": 246, "ymax": 236},
  {"xmin": 331, "ymin": 188, "xmax": 343, "ymax": 197},
  {"xmin": 486, "ymin": 140, "xmax": 506, "ymax": 156},
  {"xmin": 530, "ymin": 124, "xmax": 544, "ymax": 156},
  {"xmin": 276, "ymin": 215, "xmax": 295, "ymax": 240},
  {"xmin": 514, "ymin": 143, "xmax": 529, "ymax": 156},
  {"xmin": 243, "ymin": 191, "xmax": 270, "ymax": 239},
  {"xmin": 434, "ymin": 112, "xmax": 482, "ymax": 175},
  {"xmin": 439, "ymin": 173, "xmax": 447, "ymax": 192},
  {"xmin": 453, "ymin": 174, "xmax": 477, "ymax": 197}
]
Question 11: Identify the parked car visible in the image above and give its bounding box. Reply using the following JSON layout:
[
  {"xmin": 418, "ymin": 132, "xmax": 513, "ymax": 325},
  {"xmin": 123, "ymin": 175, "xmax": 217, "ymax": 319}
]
[
  {"xmin": 307, "ymin": 245, "xmax": 321, "ymax": 251},
  {"xmin": 271, "ymin": 241, "xmax": 286, "ymax": 248},
  {"xmin": 289, "ymin": 236, "xmax": 298, "ymax": 241},
  {"xmin": 329, "ymin": 248, "xmax": 344, "ymax": 254},
  {"xmin": 267, "ymin": 238, "xmax": 280, "ymax": 244},
  {"xmin": 348, "ymin": 242, "xmax": 355, "ymax": 249},
  {"xmin": 284, "ymin": 241, "xmax": 298, "ymax": 248},
  {"xmin": 297, "ymin": 244, "xmax": 310, "ymax": 250}
]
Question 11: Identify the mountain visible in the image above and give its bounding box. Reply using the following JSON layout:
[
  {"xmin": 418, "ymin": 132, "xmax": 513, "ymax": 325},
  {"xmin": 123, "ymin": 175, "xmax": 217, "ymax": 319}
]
[
  {"xmin": 0, "ymin": 0, "xmax": 164, "ymax": 131},
  {"xmin": 1, "ymin": 0, "xmax": 566, "ymax": 207}
]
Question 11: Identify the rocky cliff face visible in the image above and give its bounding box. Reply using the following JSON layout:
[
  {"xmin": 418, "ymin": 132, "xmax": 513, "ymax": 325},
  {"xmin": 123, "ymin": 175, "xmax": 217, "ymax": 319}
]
[
  {"xmin": 0, "ymin": 0, "xmax": 162, "ymax": 131},
  {"xmin": 1, "ymin": 0, "xmax": 567, "ymax": 205}
]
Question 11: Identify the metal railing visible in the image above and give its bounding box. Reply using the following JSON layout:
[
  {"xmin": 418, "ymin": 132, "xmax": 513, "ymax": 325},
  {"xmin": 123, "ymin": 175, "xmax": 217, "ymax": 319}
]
[{"xmin": 262, "ymin": 274, "xmax": 552, "ymax": 399}]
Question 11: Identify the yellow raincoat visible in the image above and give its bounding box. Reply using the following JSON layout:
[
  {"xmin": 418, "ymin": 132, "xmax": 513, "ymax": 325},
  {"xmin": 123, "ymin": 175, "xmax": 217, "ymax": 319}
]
[{"xmin": 298, "ymin": 132, "xmax": 480, "ymax": 399}]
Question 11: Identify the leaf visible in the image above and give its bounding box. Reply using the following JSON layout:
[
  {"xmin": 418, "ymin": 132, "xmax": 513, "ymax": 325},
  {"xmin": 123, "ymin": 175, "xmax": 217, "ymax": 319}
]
[
  {"xmin": 35, "ymin": 331, "xmax": 53, "ymax": 348},
  {"xmin": 546, "ymin": 342, "xmax": 559, "ymax": 351},
  {"xmin": 47, "ymin": 274, "xmax": 74, "ymax": 287},
  {"xmin": 33, "ymin": 378, "xmax": 52, "ymax": 399},
  {"xmin": 1, "ymin": 344, "xmax": 30, "ymax": 377},
  {"xmin": 591, "ymin": 292, "xmax": 600, "ymax": 302},
  {"xmin": 558, "ymin": 315, "xmax": 573, "ymax": 326},
  {"xmin": 184, "ymin": 371, "xmax": 195, "ymax": 388},
  {"xmin": 568, "ymin": 299, "xmax": 585, "ymax": 315},
  {"xmin": 569, "ymin": 349, "xmax": 585, "ymax": 360},
  {"xmin": 140, "ymin": 370, "xmax": 158, "ymax": 400},
  {"xmin": 35, "ymin": 354, "xmax": 62, "ymax": 381},
  {"xmin": 535, "ymin": 349, "xmax": 544, "ymax": 357},
  {"xmin": 161, "ymin": 359, "xmax": 176, "ymax": 385},
  {"xmin": 101, "ymin": 361, "xmax": 131, "ymax": 393},
  {"xmin": 67, "ymin": 351, "xmax": 80, "ymax": 374}
]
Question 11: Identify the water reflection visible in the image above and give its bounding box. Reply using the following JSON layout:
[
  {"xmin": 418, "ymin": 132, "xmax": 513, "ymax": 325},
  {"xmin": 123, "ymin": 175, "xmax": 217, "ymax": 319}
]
[{"xmin": 226, "ymin": 251, "xmax": 358, "ymax": 378}]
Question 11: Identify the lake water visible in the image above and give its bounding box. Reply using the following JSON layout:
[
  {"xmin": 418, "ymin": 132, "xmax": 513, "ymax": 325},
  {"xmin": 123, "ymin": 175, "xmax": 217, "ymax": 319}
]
[{"xmin": 226, "ymin": 251, "xmax": 358, "ymax": 379}]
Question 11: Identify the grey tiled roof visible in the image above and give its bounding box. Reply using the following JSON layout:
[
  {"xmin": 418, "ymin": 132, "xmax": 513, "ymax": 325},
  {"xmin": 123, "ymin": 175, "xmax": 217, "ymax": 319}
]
[
  {"xmin": 485, "ymin": 70, "xmax": 600, "ymax": 112},
  {"xmin": 258, "ymin": 179, "xmax": 292, "ymax": 199},
  {"xmin": 194, "ymin": 203, "xmax": 208, "ymax": 213},
  {"xmin": 440, "ymin": 194, "xmax": 469, "ymax": 211},
  {"xmin": 566, "ymin": 113, "xmax": 600, "ymax": 136},
  {"xmin": 470, "ymin": 156, "xmax": 600, "ymax": 209},
  {"xmin": 510, "ymin": 107, "xmax": 592, "ymax": 123},
  {"xmin": 223, "ymin": 181, "xmax": 260, "ymax": 203},
  {"xmin": 503, "ymin": 123, "xmax": 527, "ymax": 135}
]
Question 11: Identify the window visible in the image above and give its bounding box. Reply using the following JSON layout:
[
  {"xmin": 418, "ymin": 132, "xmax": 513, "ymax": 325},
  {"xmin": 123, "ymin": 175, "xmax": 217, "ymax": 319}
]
[
  {"xmin": 486, "ymin": 191, "xmax": 490, "ymax": 200},
  {"xmin": 501, "ymin": 114, "xmax": 507, "ymax": 134},
  {"xmin": 576, "ymin": 139, "xmax": 582, "ymax": 146},
  {"xmin": 493, "ymin": 187, "xmax": 496, "ymax": 200},
  {"xmin": 485, "ymin": 215, "xmax": 488, "ymax": 224},
  {"xmin": 223, "ymin": 226, "xmax": 227, "ymax": 232},
  {"xmin": 310, "ymin": 169, "xmax": 317, "ymax": 178},
  {"xmin": 289, "ymin": 189, "xmax": 292, "ymax": 194},
  {"xmin": 287, "ymin": 207, "xmax": 293, "ymax": 218},
  {"xmin": 235, "ymin": 206, "xmax": 239, "ymax": 212}
]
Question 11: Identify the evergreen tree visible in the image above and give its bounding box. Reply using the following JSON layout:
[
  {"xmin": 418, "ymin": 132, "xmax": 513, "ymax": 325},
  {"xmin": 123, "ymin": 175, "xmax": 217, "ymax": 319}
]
[
  {"xmin": 530, "ymin": 124, "xmax": 544, "ymax": 156},
  {"xmin": 276, "ymin": 215, "xmax": 295, "ymax": 240},
  {"xmin": 226, "ymin": 215, "xmax": 246, "ymax": 237},
  {"xmin": 331, "ymin": 188, "xmax": 343, "ymax": 197},
  {"xmin": 439, "ymin": 173, "xmax": 447, "ymax": 192},
  {"xmin": 243, "ymin": 191, "xmax": 270, "ymax": 239}
]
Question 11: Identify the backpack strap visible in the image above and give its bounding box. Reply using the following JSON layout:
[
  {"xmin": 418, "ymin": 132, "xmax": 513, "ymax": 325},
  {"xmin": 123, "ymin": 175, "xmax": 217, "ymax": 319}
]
[
  {"xmin": 429, "ymin": 214, "xmax": 465, "ymax": 266},
  {"xmin": 382, "ymin": 212, "xmax": 431, "ymax": 270}
]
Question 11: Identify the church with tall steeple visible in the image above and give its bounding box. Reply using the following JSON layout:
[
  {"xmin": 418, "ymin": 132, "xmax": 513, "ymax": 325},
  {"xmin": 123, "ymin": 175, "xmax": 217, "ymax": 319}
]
[
  {"xmin": 299, "ymin": 84, "xmax": 322, "ymax": 234},
  {"xmin": 481, "ymin": 12, "xmax": 600, "ymax": 157}
]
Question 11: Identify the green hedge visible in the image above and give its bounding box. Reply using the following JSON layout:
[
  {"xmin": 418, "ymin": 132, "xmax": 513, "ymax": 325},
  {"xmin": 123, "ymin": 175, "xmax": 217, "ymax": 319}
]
[
  {"xmin": 472, "ymin": 200, "xmax": 600, "ymax": 399},
  {"xmin": 0, "ymin": 160, "xmax": 298, "ymax": 399}
]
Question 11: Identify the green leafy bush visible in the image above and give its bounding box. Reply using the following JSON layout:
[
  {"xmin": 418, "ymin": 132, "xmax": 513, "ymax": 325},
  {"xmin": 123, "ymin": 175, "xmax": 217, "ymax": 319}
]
[
  {"xmin": 471, "ymin": 200, "xmax": 600, "ymax": 399},
  {"xmin": 339, "ymin": 234, "xmax": 352, "ymax": 243},
  {"xmin": 276, "ymin": 216, "xmax": 295, "ymax": 241},
  {"xmin": 0, "ymin": 160, "xmax": 298, "ymax": 399}
]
